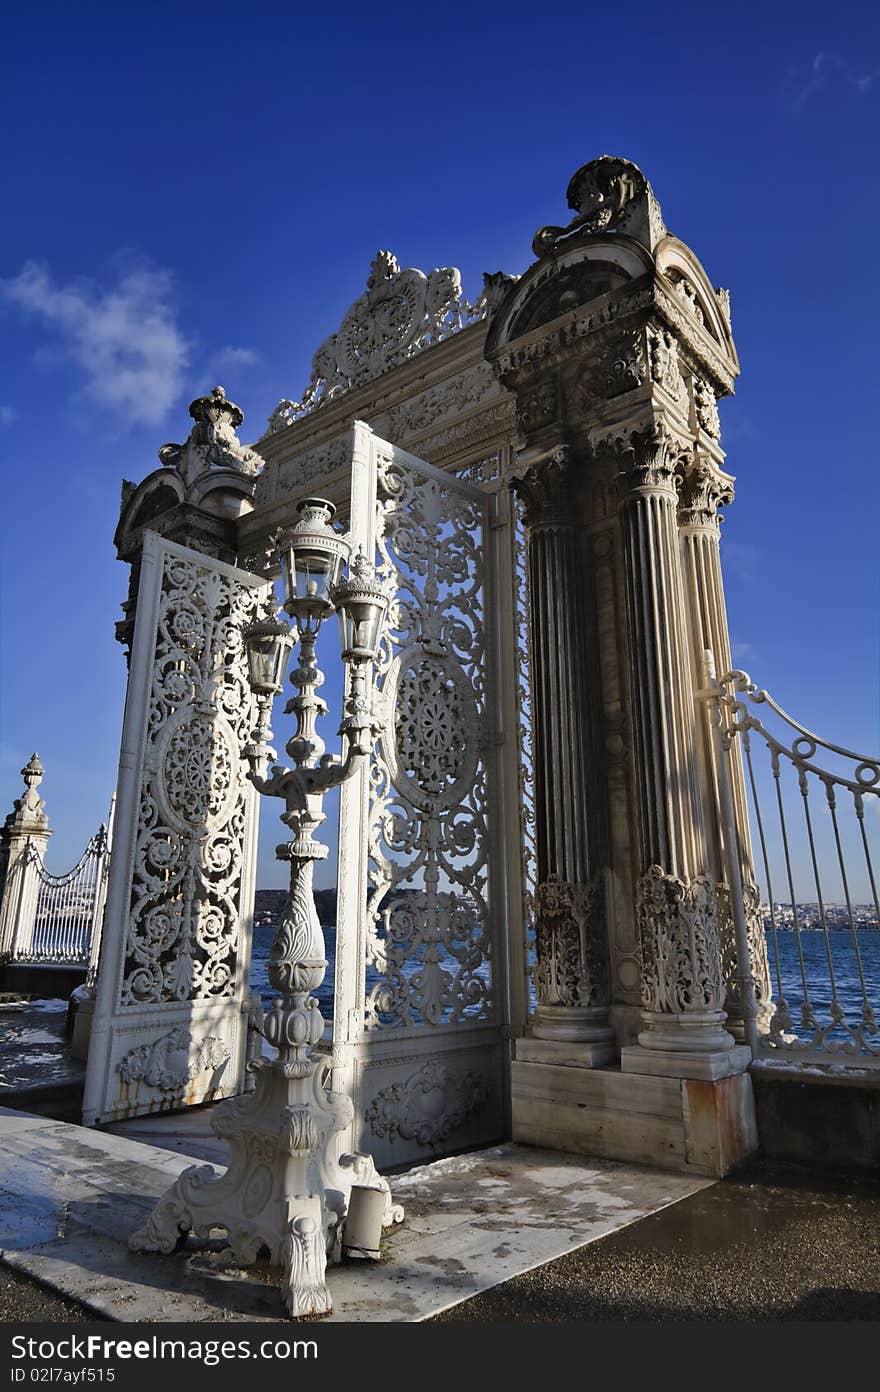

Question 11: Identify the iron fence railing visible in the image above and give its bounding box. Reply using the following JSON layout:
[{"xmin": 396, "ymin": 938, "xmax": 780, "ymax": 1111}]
[
  {"xmin": 702, "ymin": 657, "xmax": 880, "ymax": 1068},
  {"xmin": 12, "ymin": 822, "xmax": 111, "ymax": 979}
]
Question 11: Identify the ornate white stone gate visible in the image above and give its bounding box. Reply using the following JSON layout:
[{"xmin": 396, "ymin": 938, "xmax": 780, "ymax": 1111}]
[
  {"xmin": 331, "ymin": 428, "xmax": 512, "ymax": 1168},
  {"xmin": 82, "ymin": 532, "xmax": 269, "ymax": 1125}
]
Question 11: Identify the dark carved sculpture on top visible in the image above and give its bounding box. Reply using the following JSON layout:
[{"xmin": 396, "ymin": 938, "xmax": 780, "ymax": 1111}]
[{"xmin": 532, "ymin": 155, "xmax": 666, "ymax": 259}]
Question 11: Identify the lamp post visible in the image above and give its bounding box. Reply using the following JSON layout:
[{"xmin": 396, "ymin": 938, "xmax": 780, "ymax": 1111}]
[{"xmin": 130, "ymin": 497, "xmax": 394, "ymax": 1319}]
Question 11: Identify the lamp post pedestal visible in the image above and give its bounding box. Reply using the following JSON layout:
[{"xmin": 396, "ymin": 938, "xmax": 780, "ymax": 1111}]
[{"xmin": 130, "ymin": 502, "xmax": 401, "ymax": 1317}]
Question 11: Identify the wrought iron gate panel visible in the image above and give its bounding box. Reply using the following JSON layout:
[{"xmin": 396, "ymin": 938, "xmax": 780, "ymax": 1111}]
[
  {"xmin": 83, "ymin": 532, "xmax": 270, "ymax": 1125},
  {"xmin": 333, "ymin": 428, "xmax": 511, "ymax": 1168},
  {"xmin": 366, "ymin": 447, "xmax": 493, "ymax": 1031}
]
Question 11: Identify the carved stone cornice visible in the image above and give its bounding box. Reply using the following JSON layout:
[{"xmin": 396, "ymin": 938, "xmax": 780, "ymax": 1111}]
[
  {"xmin": 653, "ymin": 277, "xmax": 736, "ymax": 398},
  {"xmin": 487, "ymin": 261, "xmax": 736, "ymax": 403},
  {"xmin": 489, "ymin": 282, "xmax": 654, "ymax": 386},
  {"xmin": 675, "ymin": 454, "xmax": 735, "ymax": 530}
]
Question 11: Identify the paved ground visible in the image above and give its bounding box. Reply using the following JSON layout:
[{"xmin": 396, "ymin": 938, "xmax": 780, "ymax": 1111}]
[
  {"xmin": 434, "ymin": 1161, "xmax": 880, "ymax": 1321},
  {"xmin": 0, "ymin": 1264, "xmax": 96, "ymax": 1322},
  {"xmin": 0, "ymin": 999, "xmax": 79, "ymax": 1091},
  {"xmin": 2, "ymin": 1152, "xmax": 878, "ymax": 1323},
  {"xmin": 0, "ymin": 1112, "xmax": 709, "ymax": 1323}
]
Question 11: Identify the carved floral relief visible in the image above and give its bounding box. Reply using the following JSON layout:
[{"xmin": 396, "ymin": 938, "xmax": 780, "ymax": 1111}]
[{"xmin": 120, "ymin": 553, "xmax": 264, "ymax": 1009}]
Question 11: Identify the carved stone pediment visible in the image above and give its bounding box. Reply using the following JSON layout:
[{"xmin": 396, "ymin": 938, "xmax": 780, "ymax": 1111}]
[
  {"xmin": 507, "ymin": 259, "xmax": 633, "ymax": 340},
  {"xmin": 265, "ymin": 252, "xmax": 494, "ymax": 432}
]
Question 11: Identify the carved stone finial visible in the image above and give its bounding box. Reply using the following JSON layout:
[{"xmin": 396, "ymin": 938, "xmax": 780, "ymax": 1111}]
[
  {"xmin": 5, "ymin": 752, "xmax": 49, "ymax": 834},
  {"xmin": 158, "ymin": 386, "xmax": 263, "ymax": 484},
  {"xmin": 367, "ymin": 250, "xmax": 400, "ymax": 289},
  {"xmin": 21, "ymin": 753, "xmax": 43, "ymax": 791},
  {"xmin": 532, "ymin": 155, "xmax": 666, "ymax": 259}
]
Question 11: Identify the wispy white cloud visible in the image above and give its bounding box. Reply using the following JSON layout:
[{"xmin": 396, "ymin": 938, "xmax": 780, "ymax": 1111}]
[
  {"xmin": 0, "ymin": 260, "xmax": 190, "ymax": 427},
  {"xmin": 786, "ymin": 51, "xmax": 880, "ymax": 114},
  {"xmin": 730, "ymin": 640, "xmax": 760, "ymax": 669},
  {"xmin": 209, "ymin": 345, "xmax": 260, "ymax": 374},
  {"xmin": 0, "ymin": 405, "xmax": 16, "ymax": 426},
  {"xmin": 723, "ymin": 540, "xmax": 762, "ymax": 586},
  {"xmin": 719, "ymin": 413, "xmax": 760, "ymax": 444}
]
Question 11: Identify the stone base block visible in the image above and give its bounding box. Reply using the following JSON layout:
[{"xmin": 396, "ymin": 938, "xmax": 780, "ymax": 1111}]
[
  {"xmin": 70, "ymin": 994, "xmax": 96, "ymax": 1062},
  {"xmin": 511, "ymin": 1059, "xmax": 757, "ymax": 1177},
  {"xmin": 515, "ymin": 1037, "xmax": 618, "ymax": 1069},
  {"xmin": 620, "ymin": 1044, "xmax": 752, "ymax": 1082}
]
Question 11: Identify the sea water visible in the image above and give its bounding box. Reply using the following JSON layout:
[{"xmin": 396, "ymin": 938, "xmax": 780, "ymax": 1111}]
[{"xmin": 249, "ymin": 920, "xmax": 880, "ymax": 1038}]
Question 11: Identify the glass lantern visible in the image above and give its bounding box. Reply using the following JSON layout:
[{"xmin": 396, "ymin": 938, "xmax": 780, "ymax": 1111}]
[
  {"xmin": 331, "ymin": 551, "xmax": 391, "ymax": 663},
  {"xmin": 243, "ymin": 613, "xmax": 295, "ymax": 696},
  {"xmin": 276, "ymin": 498, "xmax": 350, "ymax": 627}
]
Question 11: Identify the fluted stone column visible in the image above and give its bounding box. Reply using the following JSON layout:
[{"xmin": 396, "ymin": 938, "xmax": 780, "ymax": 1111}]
[
  {"xmin": 513, "ymin": 447, "xmax": 615, "ymax": 1063},
  {"xmin": 676, "ymin": 451, "xmax": 773, "ymax": 1036},
  {"xmin": 0, "ymin": 754, "xmax": 51, "ymax": 958},
  {"xmin": 613, "ymin": 425, "xmax": 746, "ymax": 1078}
]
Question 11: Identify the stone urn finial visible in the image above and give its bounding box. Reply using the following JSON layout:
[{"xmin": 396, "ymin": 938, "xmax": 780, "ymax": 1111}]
[
  {"xmin": 21, "ymin": 752, "xmax": 44, "ymax": 791},
  {"xmin": 5, "ymin": 752, "xmax": 49, "ymax": 833},
  {"xmin": 189, "ymin": 385, "xmax": 245, "ymax": 436}
]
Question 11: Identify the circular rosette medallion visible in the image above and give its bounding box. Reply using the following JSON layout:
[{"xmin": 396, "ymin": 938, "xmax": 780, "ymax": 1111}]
[
  {"xmin": 382, "ymin": 647, "xmax": 479, "ymax": 812},
  {"xmin": 336, "ymin": 268, "xmax": 427, "ymax": 379},
  {"xmin": 155, "ymin": 709, "xmax": 239, "ymax": 835}
]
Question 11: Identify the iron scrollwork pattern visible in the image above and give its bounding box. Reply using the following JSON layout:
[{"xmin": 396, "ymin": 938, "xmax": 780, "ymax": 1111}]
[
  {"xmin": 365, "ymin": 451, "xmax": 493, "ymax": 1030},
  {"xmin": 120, "ymin": 553, "xmax": 264, "ymax": 1007}
]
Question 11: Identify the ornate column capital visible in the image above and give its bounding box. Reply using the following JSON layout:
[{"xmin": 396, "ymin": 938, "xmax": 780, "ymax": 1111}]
[
  {"xmin": 675, "ymin": 454, "xmax": 735, "ymax": 531},
  {"xmin": 506, "ymin": 444, "xmax": 576, "ymax": 528},
  {"xmin": 591, "ymin": 419, "xmax": 688, "ymax": 498}
]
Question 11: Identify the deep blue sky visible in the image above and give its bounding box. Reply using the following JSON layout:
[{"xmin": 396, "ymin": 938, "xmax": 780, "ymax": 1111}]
[{"xmin": 1, "ymin": 1, "xmax": 878, "ymax": 891}]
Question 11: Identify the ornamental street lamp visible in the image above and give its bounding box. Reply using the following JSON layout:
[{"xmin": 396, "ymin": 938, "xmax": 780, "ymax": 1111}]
[{"xmin": 130, "ymin": 496, "xmax": 394, "ymax": 1319}]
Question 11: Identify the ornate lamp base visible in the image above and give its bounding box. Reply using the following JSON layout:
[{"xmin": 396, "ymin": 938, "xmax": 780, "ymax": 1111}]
[{"xmin": 130, "ymin": 1053, "xmax": 402, "ymax": 1318}]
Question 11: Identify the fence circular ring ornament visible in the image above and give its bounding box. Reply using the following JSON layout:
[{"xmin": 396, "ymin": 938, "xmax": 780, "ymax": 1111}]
[
  {"xmin": 856, "ymin": 761, "xmax": 880, "ymax": 788},
  {"xmin": 792, "ymin": 736, "xmax": 817, "ymax": 760}
]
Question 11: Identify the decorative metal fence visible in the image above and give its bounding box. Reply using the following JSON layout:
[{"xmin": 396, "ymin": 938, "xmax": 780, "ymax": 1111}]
[
  {"xmin": 5, "ymin": 816, "xmax": 112, "ymax": 983},
  {"xmin": 20, "ymin": 826, "xmax": 111, "ymax": 970},
  {"xmin": 704, "ymin": 662, "xmax": 880, "ymax": 1068}
]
